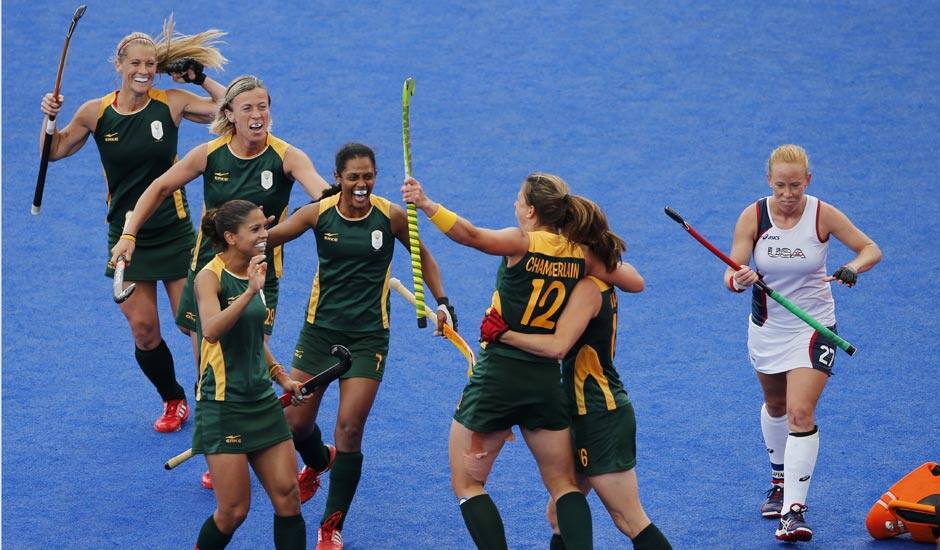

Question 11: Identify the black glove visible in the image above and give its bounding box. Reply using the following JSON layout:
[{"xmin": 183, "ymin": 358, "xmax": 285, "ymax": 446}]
[
  {"xmin": 437, "ymin": 296, "xmax": 458, "ymax": 332},
  {"xmin": 831, "ymin": 265, "xmax": 858, "ymax": 287},
  {"xmin": 165, "ymin": 58, "xmax": 206, "ymax": 85}
]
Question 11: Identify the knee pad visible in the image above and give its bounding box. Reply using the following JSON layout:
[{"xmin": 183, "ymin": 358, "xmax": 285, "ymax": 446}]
[
  {"xmin": 462, "ymin": 430, "xmax": 511, "ymax": 483},
  {"xmin": 866, "ymin": 462, "xmax": 940, "ymax": 543}
]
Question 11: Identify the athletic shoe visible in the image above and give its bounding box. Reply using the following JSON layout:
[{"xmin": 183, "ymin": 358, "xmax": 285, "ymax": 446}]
[
  {"xmin": 154, "ymin": 399, "xmax": 189, "ymax": 433},
  {"xmin": 760, "ymin": 484, "xmax": 784, "ymax": 518},
  {"xmin": 316, "ymin": 511, "xmax": 344, "ymax": 549},
  {"xmin": 201, "ymin": 470, "xmax": 213, "ymax": 490},
  {"xmin": 776, "ymin": 503, "xmax": 813, "ymax": 542},
  {"xmin": 299, "ymin": 443, "xmax": 337, "ymax": 503}
]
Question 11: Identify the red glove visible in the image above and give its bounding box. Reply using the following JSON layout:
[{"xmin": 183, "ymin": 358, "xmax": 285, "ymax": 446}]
[{"xmin": 479, "ymin": 308, "xmax": 509, "ymax": 343}]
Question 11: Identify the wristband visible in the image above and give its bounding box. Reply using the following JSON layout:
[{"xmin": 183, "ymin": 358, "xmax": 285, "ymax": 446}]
[
  {"xmin": 119, "ymin": 233, "xmax": 137, "ymax": 243},
  {"xmin": 728, "ymin": 274, "xmax": 746, "ymax": 293},
  {"xmin": 428, "ymin": 204, "xmax": 458, "ymax": 233},
  {"xmin": 268, "ymin": 363, "xmax": 285, "ymax": 379}
]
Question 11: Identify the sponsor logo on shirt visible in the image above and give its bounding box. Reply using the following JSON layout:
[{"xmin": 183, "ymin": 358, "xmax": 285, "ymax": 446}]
[
  {"xmin": 225, "ymin": 434, "xmax": 242, "ymax": 445},
  {"xmin": 323, "ymin": 232, "xmax": 339, "ymax": 242},
  {"xmin": 104, "ymin": 132, "xmax": 119, "ymax": 142},
  {"xmin": 766, "ymin": 247, "xmax": 806, "ymax": 259},
  {"xmin": 762, "ymin": 234, "xmax": 780, "ymax": 240},
  {"xmin": 213, "ymin": 172, "xmax": 229, "ymax": 182}
]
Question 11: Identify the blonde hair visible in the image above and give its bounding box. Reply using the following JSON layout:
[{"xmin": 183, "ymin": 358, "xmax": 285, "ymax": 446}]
[
  {"xmin": 522, "ymin": 172, "xmax": 626, "ymax": 270},
  {"xmin": 112, "ymin": 14, "xmax": 226, "ymax": 72},
  {"xmin": 767, "ymin": 144, "xmax": 810, "ymax": 176},
  {"xmin": 209, "ymin": 75, "xmax": 270, "ymax": 135}
]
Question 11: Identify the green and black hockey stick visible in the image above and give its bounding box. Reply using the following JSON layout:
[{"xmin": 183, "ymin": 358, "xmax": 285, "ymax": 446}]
[{"xmin": 665, "ymin": 206, "xmax": 857, "ymax": 356}]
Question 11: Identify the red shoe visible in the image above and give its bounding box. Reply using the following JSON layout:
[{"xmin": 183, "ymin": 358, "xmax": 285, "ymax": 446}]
[
  {"xmin": 298, "ymin": 443, "xmax": 336, "ymax": 503},
  {"xmin": 316, "ymin": 511, "xmax": 344, "ymax": 549},
  {"xmin": 154, "ymin": 399, "xmax": 189, "ymax": 433},
  {"xmin": 201, "ymin": 470, "xmax": 213, "ymax": 490}
]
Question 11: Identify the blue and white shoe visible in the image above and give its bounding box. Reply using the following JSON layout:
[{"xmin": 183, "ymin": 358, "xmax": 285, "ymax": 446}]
[
  {"xmin": 761, "ymin": 484, "xmax": 784, "ymax": 518},
  {"xmin": 776, "ymin": 503, "xmax": 813, "ymax": 542}
]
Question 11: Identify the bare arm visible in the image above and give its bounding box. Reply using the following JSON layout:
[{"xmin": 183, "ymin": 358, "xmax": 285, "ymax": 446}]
[
  {"xmin": 400, "ymin": 176, "xmax": 530, "ymax": 257},
  {"xmin": 724, "ymin": 204, "xmax": 761, "ymax": 291},
  {"xmin": 819, "ymin": 202, "xmax": 882, "ymax": 280},
  {"xmin": 283, "ymin": 146, "xmax": 331, "ymax": 199},
  {"xmin": 500, "ymin": 278, "xmax": 601, "ymax": 359},
  {"xmin": 110, "ymin": 143, "xmax": 207, "ymax": 263},
  {"xmin": 266, "ymin": 202, "xmax": 319, "ymax": 248},
  {"xmin": 39, "ymin": 95, "xmax": 97, "ymax": 160},
  {"xmin": 196, "ymin": 254, "xmax": 266, "ymax": 343},
  {"xmin": 166, "ymin": 77, "xmax": 226, "ymax": 124},
  {"xmin": 585, "ymin": 255, "xmax": 645, "ymax": 293}
]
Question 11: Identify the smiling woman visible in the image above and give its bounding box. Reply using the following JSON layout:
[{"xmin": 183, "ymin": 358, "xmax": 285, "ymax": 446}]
[
  {"xmin": 36, "ymin": 15, "xmax": 227, "ymax": 434},
  {"xmin": 109, "ymin": 74, "xmax": 333, "ymax": 489}
]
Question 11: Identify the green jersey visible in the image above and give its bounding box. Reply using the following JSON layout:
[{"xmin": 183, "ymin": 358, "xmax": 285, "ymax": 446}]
[
  {"xmin": 192, "ymin": 132, "xmax": 294, "ymax": 280},
  {"xmin": 562, "ymin": 277, "xmax": 630, "ymax": 415},
  {"xmin": 195, "ymin": 255, "xmax": 274, "ymax": 402},
  {"xmin": 484, "ymin": 231, "xmax": 585, "ymax": 364},
  {"xmin": 304, "ymin": 193, "xmax": 396, "ymax": 331},
  {"xmin": 93, "ymin": 89, "xmax": 191, "ymax": 236}
]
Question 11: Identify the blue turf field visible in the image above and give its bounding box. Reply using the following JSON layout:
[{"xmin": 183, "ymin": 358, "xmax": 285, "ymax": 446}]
[{"xmin": 3, "ymin": 1, "xmax": 939, "ymax": 548}]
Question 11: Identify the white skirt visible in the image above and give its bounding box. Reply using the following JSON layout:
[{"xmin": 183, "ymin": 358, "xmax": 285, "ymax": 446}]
[{"xmin": 747, "ymin": 317, "xmax": 837, "ymax": 375}]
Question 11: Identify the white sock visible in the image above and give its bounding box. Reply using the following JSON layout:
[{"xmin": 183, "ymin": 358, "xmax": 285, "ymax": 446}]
[
  {"xmin": 783, "ymin": 426, "xmax": 819, "ymax": 512},
  {"xmin": 760, "ymin": 403, "xmax": 788, "ymax": 483}
]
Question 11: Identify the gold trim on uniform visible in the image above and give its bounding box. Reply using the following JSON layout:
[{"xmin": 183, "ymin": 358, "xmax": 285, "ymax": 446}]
[
  {"xmin": 267, "ymin": 134, "xmax": 291, "ymax": 160},
  {"xmin": 273, "ymin": 206, "xmax": 287, "ymax": 278},
  {"xmin": 191, "ymin": 205, "xmax": 207, "ymax": 271},
  {"xmin": 319, "ymin": 193, "xmax": 341, "ymax": 214},
  {"xmin": 172, "ymin": 189, "xmax": 187, "ymax": 219},
  {"xmin": 206, "ymin": 133, "xmax": 232, "ymax": 156},
  {"xmin": 198, "ymin": 340, "xmax": 228, "ymax": 401},
  {"xmin": 573, "ymin": 345, "xmax": 617, "ymax": 415},
  {"xmin": 148, "ymin": 88, "xmax": 169, "ymax": 105},
  {"xmin": 527, "ymin": 231, "xmax": 585, "ymax": 259},
  {"xmin": 370, "ymin": 195, "xmax": 392, "ymax": 218},
  {"xmin": 305, "ymin": 270, "xmax": 322, "ymax": 325},
  {"xmin": 97, "ymin": 92, "xmax": 117, "ymax": 120},
  {"xmin": 381, "ymin": 265, "xmax": 391, "ymax": 329}
]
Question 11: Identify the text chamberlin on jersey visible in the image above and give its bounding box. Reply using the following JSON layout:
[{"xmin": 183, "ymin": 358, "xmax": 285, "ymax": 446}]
[{"xmin": 525, "ymin": 257, "xmax": 581, "ymax": 278}]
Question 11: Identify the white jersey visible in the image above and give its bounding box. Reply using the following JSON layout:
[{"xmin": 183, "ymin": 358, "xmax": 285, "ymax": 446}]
[{"xmin": 750, "ymin": 195, "xmax": 835, "ymax": 331}]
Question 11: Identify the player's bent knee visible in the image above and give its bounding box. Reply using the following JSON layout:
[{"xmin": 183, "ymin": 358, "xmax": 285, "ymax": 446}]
[
  {"xmin": 462, "ymin": 447, "xmax": 498, "ymax": 484},
  {"xmin": 786, "ymin": 406, "xmax": 816, "ymax": 430},
  {"xmin": 335, "ymin": 422, "xmax": 365, "ymax": 448},
  {"xmin": 216, "ymin": 503, "xmax": 250, "ymax": 531}
]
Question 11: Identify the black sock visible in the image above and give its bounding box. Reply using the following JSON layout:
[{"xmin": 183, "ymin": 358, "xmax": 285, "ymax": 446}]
[
  {"xmin": 550, "ymin": 533, "xmax": 567, "ymax": 549},
  {"xmin": 322, "ymin": 451, "xmax": 363, "ymax": 529},
  {"xmin": 135, "ymin": 340, "xmax": 185, "ymax": 401},
  {"xmin": 273, "ymin": 513, "xmax": 305, "ymax": 550},
  {"xmin": 196, "ymin": 514, "xmax": 232, "ymax": 549},
  {"xmin": 556, "ymin": 491, "xmax": 592, "ymax": 550},
  {"xmin": 294, "ymin": 424, "xmax": 329, "ymax": 471},
  {"xmin": 631, "ymin": 522, "xmax": 671, "ymax": 550},
  {"xmin": 459, "ymin": 494, "xmax": 508, "ymax": 550}
]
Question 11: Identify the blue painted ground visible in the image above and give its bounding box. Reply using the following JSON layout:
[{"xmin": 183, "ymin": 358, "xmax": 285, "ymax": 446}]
[{"xmin": 3, "ymin": 1, "xmax": 938, "ymax": 548}]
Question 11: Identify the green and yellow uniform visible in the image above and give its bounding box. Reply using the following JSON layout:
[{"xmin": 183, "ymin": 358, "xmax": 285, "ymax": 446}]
[
  {"xmin": 563, "ymin": 277, "xmax": 637, "ymax": 475},
  {"xmin": 454, "ymin": 231, "xmax": 585, "ymax": 433},
  {"xmin": 94, "ymin": 88, "xmax": 194, "ymax": 281},
  {"xmin": 176, "ymin": 132, "xmax": 296, "ymax": 335},
  {"xmin": 291, "ymin": 193, "xmax": 395, "ymax": 381},
  {"xmin": 191, "ymin": 255, "xmax": 291, "ymax": 455}
]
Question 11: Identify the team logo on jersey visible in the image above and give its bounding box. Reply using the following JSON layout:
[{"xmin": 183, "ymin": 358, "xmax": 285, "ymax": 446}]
[
  {"xmin": 213, "ymin": 172, "xmax": 229, "ymax": 182},
  {"xmin": 103, "ymin": 132, "xmax": 119, "ymax": 142},
  {"xmin": 371, "ymin": 230, "xmax": 383, "ymax": 250},
  {"xmin": 766, "ymin": 247, "xmax": 806, "ymax": 259},
  {"xmin": 323, "ymin": 232, "xmax": 339, "ymax": 242},
  {"xmin": 761, "ymin": 234, "xmax": 780, "ymax": 240},
  {"xmin": 224, "ymin": 434, "xmax": 242, "ymax": 445},
  {"xmin": 261, "ymin": 170, "xmax": 274, "ymax": 190},
  {"xmin": 150, "ymin": 120, "xmax": 163, "ymax": 140}
]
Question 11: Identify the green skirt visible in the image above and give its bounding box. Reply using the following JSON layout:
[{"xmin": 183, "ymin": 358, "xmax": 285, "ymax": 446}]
[{"xmin": 192, "ymin": 395, "xmax": 291, "ymax": 455}]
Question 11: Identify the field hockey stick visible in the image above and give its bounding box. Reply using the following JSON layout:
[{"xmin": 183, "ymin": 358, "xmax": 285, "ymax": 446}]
[
  {"xmin": 664, "ymin": 207, "xmax": 857, "ymax": 356},
  {"xmin": 402, "ymin": 77, "xmax": 427, "ymax": 328},
  {"xmin": 112, "ymin": 211, "xmax": 137, "ymax": 303},
  {"xmin": 390, "ymin": 277, "xmax": 476, "ymax": 374},
  {"xmin": 32, "ymin": 4, "xmax": 87, "ymax": 215},
  {"xmin": 164, "ymin": 345, "xmax": 352, "ymax": 470}
]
